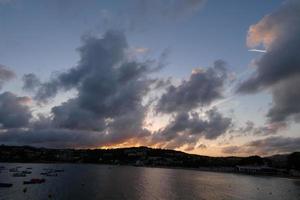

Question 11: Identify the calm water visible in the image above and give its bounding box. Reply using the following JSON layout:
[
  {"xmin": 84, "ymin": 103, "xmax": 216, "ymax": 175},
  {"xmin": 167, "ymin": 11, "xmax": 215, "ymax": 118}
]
[{"xmin": 0, "ymin": 163, "xmax": 299, "ymax": 200}]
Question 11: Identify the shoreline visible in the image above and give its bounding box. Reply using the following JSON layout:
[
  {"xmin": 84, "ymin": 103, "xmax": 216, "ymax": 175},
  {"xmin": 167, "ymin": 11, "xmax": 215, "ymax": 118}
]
[{"xmin": 1, "ymin": 161, "xmax": 299, "ymax": 180}]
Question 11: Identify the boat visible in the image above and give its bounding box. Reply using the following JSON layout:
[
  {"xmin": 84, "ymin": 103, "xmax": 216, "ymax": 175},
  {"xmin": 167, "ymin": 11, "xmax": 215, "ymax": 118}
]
[
  {"xmin": 23, "ymin": 178, "xmax": 45, "ymax": 184},
  {"xmin": 0, "ymin": 183, "xmax": 13, "ymax": 187}
]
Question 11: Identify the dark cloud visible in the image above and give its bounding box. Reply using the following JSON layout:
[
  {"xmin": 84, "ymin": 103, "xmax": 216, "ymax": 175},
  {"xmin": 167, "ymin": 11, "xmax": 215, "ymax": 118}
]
[
  {"xmin": 0, "ymin": 119, "xmax": 149, "ymax": 149},
  {"xmin": 222, "ymin": 136, "xmax": 300, "ymax": 156},
  {"xmin": 35, "ymin": 81, "xmax": 60, "ymax": 103},
  {"xmin": 152, "ymin": 78, "xmax": 172, "ymax": 90},
  {"xmin": 267, "ymin": 75, "xmax": 300, "ymax": 123},
  {"xmin": 0, "ymin": 128, "xmax": 106, "ymax": 148},
  {"xmin": 151, "ymin": 60, "xmax": 231, "ymax": 150},
  {"xmin": 0, "ymin": 108, "xmax": 148, "ymax": 149},
  {"xmin": 0, "ymin": 64, "xmax": 15, "ymax": 90},
  {"xmin": 0, "ymin": 30, "xmax": 230, "ymax": 150},
  {"xmin": 51, "ymin": 99, "xmax": 106, "ymax": 131},
  {"xmin": 253, "ymin": 123, "xmax": 285, "ymax": 136},
  {"xmin": 231, "ymin": 120, "xmax": 286, "ymax": 136},
  {"xmin": 10, "ymin": 30, "xmax": 158, "ymax": 147},
  {"xmin": 22, "ymin": 73, "xmax": 41, "ymax": 92},
  {"xmin": 237, "ymin": 0, "xmax": 300, "ymax": 93},
  {"xmin": 0, "ymin": 92, "xmax": 32, "ymax": 128},
  {"xmin": 157, "ymin": 60, "xmax": 228, "ymax": 113},
  {"xmin": 239, "ymin": 121, "xmax": 255, "ymax": 134},
  {"xmin": 35, "ymin": 30, "xmax": 128, "ymax": 102},
  {"xmin": 151, "ymin": 108, "xmax": 232, "ymax": 150},
  {"xmin": 237, "ymin": 0, "xmax": 300, "ymax": 124}
]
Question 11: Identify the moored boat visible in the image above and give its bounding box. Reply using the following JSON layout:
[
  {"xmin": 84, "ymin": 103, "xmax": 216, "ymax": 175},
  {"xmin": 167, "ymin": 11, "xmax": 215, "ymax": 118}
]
[
  {"xmin": 23, "ymin": 178, "xmax": 45, "ymax": 184},
  {"xmin": 54, "ymin": 169, "xmax": 64, "ymax": 172},
  {"xmin": 0, "ymin": 183, "xmax": 13, "ymax": 187}
]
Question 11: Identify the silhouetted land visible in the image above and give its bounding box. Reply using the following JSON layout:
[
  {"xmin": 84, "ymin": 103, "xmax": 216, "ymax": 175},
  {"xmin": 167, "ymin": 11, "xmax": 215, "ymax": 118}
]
[{"xmin": 0, "ymin": 145, "xmax": 299, "ymax": 177}]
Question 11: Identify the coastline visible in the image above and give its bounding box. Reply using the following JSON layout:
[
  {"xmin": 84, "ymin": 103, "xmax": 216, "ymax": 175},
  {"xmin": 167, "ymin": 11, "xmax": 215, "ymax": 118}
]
[{"xmin": 1, "ymin": 161, "xmax": 300, "ymax": 180}]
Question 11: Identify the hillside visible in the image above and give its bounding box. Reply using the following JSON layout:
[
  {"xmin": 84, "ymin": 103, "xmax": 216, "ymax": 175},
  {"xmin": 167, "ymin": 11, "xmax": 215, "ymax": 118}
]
[{"xmin": 0, "ymin": 145, "xmax": 299, "ymax": 176}]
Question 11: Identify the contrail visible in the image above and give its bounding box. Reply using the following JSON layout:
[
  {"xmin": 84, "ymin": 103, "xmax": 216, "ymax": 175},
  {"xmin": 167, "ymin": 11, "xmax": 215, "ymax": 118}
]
[{"xmin": 248, "ymin": 49, "xmax": 267, "ymax": 53}]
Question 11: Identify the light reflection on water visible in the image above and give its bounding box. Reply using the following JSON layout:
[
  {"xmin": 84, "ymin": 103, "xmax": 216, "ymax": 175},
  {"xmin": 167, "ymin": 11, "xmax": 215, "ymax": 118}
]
[{"xmin": 0, "ymin": 163, "xmax": 299, "ymax": 200}]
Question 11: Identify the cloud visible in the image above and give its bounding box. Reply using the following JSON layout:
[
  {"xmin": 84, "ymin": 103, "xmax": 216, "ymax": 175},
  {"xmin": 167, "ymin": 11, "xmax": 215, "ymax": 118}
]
[
  {"xmin": 238, "ymin": 0, "xmax": 300, "ymax": 93},
  {"xmin": 35, "ymin": 30, "xmax": 128, "ymax": 102},
  {"xmin": 267, "ymin": 76, "xmax": 300, "ymax": 123},
  {"xmin": 222, "ymin": 146, "xmax": 240, "ymax": 155},
  {"xmin": 231, "ymin": 120, "xmax": 286, "ymax": 136},
  {"xmin": 3, "ymin": 30, "xmax": 162, "ymax": 148},
  {"xmin": 0, "ymin": 31, "xmax": 230, "ymax": 151},
  {"xmin": 157, "ymin": 60, "xmax": 228, "ymax": 113},
  {"xmin": 0, "ymin": 92, "xmax": 32, "ymax": 128},
  {"xmin": 238, "ymin": 121, "xmax": 255, "ymax": 134},
  {"xmin": 134, "ymin": 47, "xmax": 149, "ymax": 54},
  {"xmin": 22, "ymin": 73, "xmax": 41, "ymax": 92},
  {"xmin": 0, "ymin": 64, "xmax": 15, "ymax": 90},
  {"xmin": 222, "ymin": 136, "xmax": 300, "ymax": 156},
  {"xmin": 151, "ymin": 60, "xmax": 231, "ymax": 151},
  {"xmin": 237, "ymin": 0, "xmax": 300, "ymax": 124},
  {"xmin": 151, "ymin": 108, "xmax": 232, "ymax": 150},
  {"xmin": 0, "ymin": 128, "xmax": 106, "ymax": 148}
]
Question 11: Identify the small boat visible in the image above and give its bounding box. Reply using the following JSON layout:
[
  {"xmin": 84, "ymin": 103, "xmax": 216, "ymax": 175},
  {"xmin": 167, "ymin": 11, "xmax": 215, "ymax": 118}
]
[
  {"xmin": 23, "ymin": 178, "xmax": 45, "ymax": 184},
  {"xmin": 0, "ymin": 183, "xmax": 13, "ymax": 187}
]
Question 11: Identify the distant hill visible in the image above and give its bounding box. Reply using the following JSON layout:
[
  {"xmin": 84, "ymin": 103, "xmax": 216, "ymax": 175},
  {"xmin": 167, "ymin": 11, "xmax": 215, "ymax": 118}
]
[{"xmin": 0, "ymin": 145, "xmax": 299, "ymax": 175}]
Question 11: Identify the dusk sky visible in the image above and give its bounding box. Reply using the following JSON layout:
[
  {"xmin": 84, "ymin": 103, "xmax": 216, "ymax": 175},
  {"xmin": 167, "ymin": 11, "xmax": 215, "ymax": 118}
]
[{"xmin": 0, "ymin": 0, "xmax": 299, "ymax": 156}]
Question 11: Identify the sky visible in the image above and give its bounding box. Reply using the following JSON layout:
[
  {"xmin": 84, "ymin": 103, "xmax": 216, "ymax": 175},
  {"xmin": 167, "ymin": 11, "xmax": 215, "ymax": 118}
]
[{"xmin": 0, "ymin": 0, "xmax": 299, "ymax": 156}]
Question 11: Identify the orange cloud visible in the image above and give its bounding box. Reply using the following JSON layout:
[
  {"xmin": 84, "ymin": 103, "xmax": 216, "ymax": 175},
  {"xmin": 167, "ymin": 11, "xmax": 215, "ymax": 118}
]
[{"xmin": 246, "ymin": 15, "xmax": 278, "ymax": 49}]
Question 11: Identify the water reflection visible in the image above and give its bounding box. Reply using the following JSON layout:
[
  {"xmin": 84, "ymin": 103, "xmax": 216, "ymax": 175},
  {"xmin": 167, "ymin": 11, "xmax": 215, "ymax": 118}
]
[{"xmin": 0, "ymin": 163, "xmax": 299, "ymax": 200}]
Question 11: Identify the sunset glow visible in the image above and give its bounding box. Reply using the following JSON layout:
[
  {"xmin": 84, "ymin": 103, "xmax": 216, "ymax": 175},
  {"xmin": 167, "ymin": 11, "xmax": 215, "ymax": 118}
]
[{"xmin": 0, "ymin": 0, "xmax": 299, "ymax": 157}]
